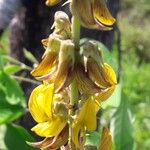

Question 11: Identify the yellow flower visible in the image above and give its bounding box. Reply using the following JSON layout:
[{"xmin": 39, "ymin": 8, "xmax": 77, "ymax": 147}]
[
  {"xmin": 45, "ymin": 0, "xmax": 62, "ymax": 6},
  {"xmin": 98, "ymin": 127, "xmax": 112, "ymax": 150},
  {"xmin": 71, "ymin": 0, "xmax": 116, "ymax": 30},
  {"xmin": 28, "ymin": 83, "xmax": 67, "ymax": 137},
  {"xmin": 72, "ymin": 98, "xmax": 98, "ymax": 148}
]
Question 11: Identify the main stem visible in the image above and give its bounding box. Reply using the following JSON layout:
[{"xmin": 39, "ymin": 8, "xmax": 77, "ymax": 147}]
[{"xmin": 69, "ymin": 16, "xmax": 80, "ymax": 149}]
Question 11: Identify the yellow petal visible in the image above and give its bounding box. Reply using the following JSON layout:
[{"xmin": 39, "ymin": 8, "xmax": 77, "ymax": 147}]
[
  {"xmin": 28, "ymin": 125, "xmax": 69, "ymax": 149},
  {"xmin": 31, "ymin": 52, "xmax": 57, "ymax": 77},
  {"xmin": 45, "ymin": 0, "xmax": 61, "ymax": 6},
  {"xmin": 73, "ymin": 99, "xmax": 97, "ymax": 131},
  {"xmin": 99, "ymin": 127, "xmax": 112, "ymax": 150},
  {"xmin": 87, "ymin": 59, "xmax": 117, "ymax": 88},
  {"xmin": 28, "ymin": 84, "xmax": 54, "ymax": 123},
  {"xmin": 94, "ymin": 0, "xmax": 116, "ymax": 26},
  {"xmin": 101, "ymin": 63, "xmax": 117, "ymax": 86},
  {"xmin": 31, "ymin": 117, "xmax": 66, "ymax": 137},
  {"xmin": 72, "ymin": 124, "xmax": 84, "ymax": 148},
  {"xmin": 95, "ymin": 86, "xmax": 115, "ymax": 102},
  {"xmin": 83, "ymin": 99, "xmax": 97, "ymax": 131}
]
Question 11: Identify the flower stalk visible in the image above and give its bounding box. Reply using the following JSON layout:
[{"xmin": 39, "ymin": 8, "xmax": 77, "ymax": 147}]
[{"xmin": 69, "ymin": 16, "xmax": 80, "ymax": 150}]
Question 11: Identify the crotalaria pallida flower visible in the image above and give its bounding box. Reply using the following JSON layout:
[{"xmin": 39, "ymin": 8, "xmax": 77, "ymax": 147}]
[
  {"xmin": 28, "ymin": 83, "xmax": 69, "ymax": 149},
  {"xmin": 31, "ymin": 12, "xmax": 74, "ymax": 92},
  {"xmin": 75, "ymin": 41, "xmax": 117, "ymax": 99},
  {"xmin": 71, "ymin": 0, "xmax": 116, "ymax": 30}
]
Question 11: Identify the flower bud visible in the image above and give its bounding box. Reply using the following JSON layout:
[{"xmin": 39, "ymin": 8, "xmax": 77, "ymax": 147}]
[{"xmin": 53, "ymin": 11, "xmax": 71, "ymax": 39}]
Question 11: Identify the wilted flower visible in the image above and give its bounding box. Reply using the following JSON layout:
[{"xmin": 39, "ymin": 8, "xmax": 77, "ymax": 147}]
[
  {"xmin": 71, "ymin": 0, "xmax": 116, "ymax": 30},
  {"xmin": 31, "ymin": 12, "xmax": 74, "ymax": 92},
  {"xmin": 75, "ymin": 41, "xmax": 117, "ymax": 100}
]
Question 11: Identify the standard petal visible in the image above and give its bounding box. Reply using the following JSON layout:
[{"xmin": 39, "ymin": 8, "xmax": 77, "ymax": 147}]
[
  {"xmin": 98, "ymin": 127, "xmax": 112, "ymax": 150},
  {"xmin": 75, "ymin": 64, "xmax": 101, "ymax": 95},
  {"xmin": 28, "ymin": 84, "xmax": 54, "ymax": 122},
  {"xmin": 31, "ymin": 117, "xmax": 66, "ymax": 137},
  {"xmin": 31, "ymin": 52, "xmax": 57, "ymax": 77},
  {"xmin": 93, "ymin": 0, "xmax": 116, "ymax": 26},
  {"xmin": 87, "ymin": 58, "xmax": 110, "ymax": 88},
  {"xmin": 87, "ymin": 58, "xmax": 117, "ymax": 88}
]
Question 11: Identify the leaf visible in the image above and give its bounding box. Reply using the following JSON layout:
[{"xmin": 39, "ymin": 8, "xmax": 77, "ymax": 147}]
[
  {"xmin": 0, "ymin": 71, "xmax": 26, "ymax": 106},
  {"xmin": 102, "ymin": 83, "xmax": 122, "ymax": 108},
  {"xmin": 0, "ymin": 89, "xmax": 24, "ymax": 124},
  {"xmin": 23, "ymin": 49, "xmax": 38, "ymax": 64},
  {"xmin": 110, "ymin": 93, "xmax": 134, "ymax": 150},
  {"xmin": 85, "ymin": 131, "xmax": 100, "ymax": 147},
  {"xmin": 0, "ymin": 71, "xmax": 26, "ymax": 124},
  {"xmin": 0, "ymin": 124, "xmax": 37, "ymax": 150},
  {"xmin": 4, "ymin": 64, "xmax": 22, "ymax": 74}
]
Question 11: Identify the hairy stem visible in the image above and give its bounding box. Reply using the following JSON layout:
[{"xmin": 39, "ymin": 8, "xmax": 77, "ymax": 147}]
[{"xmin": 69, "ymin": 16, "xmax": 80, "ymax": 150}]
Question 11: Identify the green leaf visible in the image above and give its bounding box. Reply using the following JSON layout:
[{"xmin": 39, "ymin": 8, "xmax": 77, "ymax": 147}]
[
  {"xmin": 0, "ymin": 89, "xmax": 24, "ymax": 124},
  {"xmin": 0, "ymin": 71, "xmax": 26, "ymax": 106},
  {"xmin": 0, "ymin": 124, "xmax": 37, "ymax": 150},
  {"xmin": 4, "ymin": 65, "xmax": 22, "ymax": 74},
  {"xmin": 23, "ymin": 49, "xmax": 38, "ymax": 64},
  {"xmin": 0, "ymin": 71, "xmax": 26, "ymax": 124},
  {"xmin": 110, "ymin": 93, "xmax": 134, "ymax": 150},
  {"xmin": 102, "ymin": 83, "xmax": 122, "ymax": 108},
  {"xmin": 85, "ymin": 131, "xmax": 100, "ymax": 147}
]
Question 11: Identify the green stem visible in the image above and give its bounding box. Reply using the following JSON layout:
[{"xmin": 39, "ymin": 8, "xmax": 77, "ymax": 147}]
[
  {"xmin": 72, "ymin": 16, "xmax": 80, "ymax": 50},
  {"xmin": 12, "ymin": 75, "xmax": 41, "ymax": 85},
  {"xmin": 69, "ymin": 16, "xmax": 80, "ymax": 150}
]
